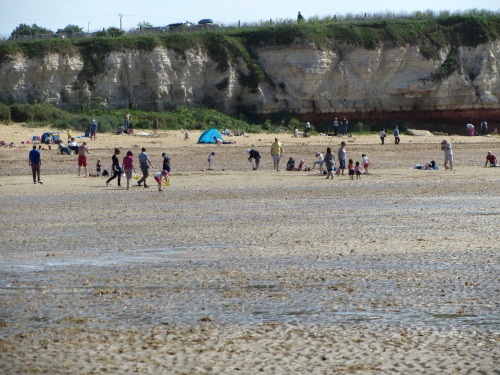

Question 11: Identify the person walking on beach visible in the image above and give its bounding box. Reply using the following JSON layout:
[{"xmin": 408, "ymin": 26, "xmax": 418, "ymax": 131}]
[
  {"xmin": 78, "ymin": 142, "xmax": 91, "ymax": 176},
  {"xmin": 336, "ymin": 141, "xmax": 347, "ymax": 175},
  {"xmin": 441, "ymin": 139, "xmax": 453, "ymax": 172},
  {"xmin": 247, "ymin": 149, "xmax": 262, "ymax": 170},
  {"xmin": 106, "ymin": 148, "xmax": 122, "ymax": 187},
  {"xmin": 271, "ymin": 138, "xmax": 283, "ymax": 171},
  {"xmin": 393, "ymin": 126, "xmax": 400, "ymax": 144},
  {"xmin": 29, "ymin": 145, "xmax": 42, "ymax": 184},
  {"xmin": 90, "ymin": 119, "xmax": 97, "ymax": 141},
  {"xmin": 324, "ymin": 147, "xmax": 335, "ymax": 179},
  {"xmin": 122, "ymin": 150, "xmax": 136, "ymax": 190},
  {"xmin": 137, "ymin": 147, "xmax": 155, "ymax": 188},
  {"xmin": 379, "ymin": 128, "xmax": 387, "ymax": 145}
]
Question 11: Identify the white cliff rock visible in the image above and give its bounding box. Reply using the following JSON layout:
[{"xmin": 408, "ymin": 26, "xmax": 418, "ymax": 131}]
[{"xmin": 0, "ymin": 41, "xmax": 499, "ymax": 115}]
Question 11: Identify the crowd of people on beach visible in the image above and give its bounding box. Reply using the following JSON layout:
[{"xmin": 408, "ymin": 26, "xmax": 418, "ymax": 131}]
[{"xmin": 16, "ymin": 116, "xmax": 499, "ymax": 189}]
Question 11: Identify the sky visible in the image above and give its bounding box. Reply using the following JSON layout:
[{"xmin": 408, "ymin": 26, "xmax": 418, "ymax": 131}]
[{"xmin": 1, "ymin": 0, "xmax": 499, "ymax": 37}]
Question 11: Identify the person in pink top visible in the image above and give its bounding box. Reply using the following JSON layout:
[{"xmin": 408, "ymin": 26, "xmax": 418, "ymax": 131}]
[{"xmin": 121, "ymin": 150, "xmax": 136, "ymax": 190}]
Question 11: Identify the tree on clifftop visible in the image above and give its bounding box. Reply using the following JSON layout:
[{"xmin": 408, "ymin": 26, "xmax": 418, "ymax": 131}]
[
  {"xmin": 56, "ymin": 25, "xmax": 84, "ymax": 36},
  {"xmin": 10, "ymin": 23, "xmax": 53, "ymax": 39}
]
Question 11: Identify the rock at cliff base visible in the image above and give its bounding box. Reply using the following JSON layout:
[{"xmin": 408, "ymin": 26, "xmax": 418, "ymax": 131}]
[{"xmin": 407, "ymin": 129, "xmax": 434, "ymax": 136}]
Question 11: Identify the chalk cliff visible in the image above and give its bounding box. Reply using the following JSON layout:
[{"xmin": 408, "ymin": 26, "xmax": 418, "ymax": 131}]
[{"xmin": 0, "ymin": 39, "xmax": 499, "ymax": 122}]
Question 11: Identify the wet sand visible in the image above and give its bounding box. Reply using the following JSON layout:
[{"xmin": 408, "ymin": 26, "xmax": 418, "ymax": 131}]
[{"xmin": 0, "ymin": 124, "xmax": 499, "ymax": 374}]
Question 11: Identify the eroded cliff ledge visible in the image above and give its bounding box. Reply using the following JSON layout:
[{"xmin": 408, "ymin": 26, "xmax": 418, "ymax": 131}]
[{"xmin": 1, "ymin": 37, "xmax": 499, "ymax": 127}]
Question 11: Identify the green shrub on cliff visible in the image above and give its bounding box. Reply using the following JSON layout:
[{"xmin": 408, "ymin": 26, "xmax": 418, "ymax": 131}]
[{"xmin": 0, "ymin": 102, "xmax": 11, "ymax": 122}]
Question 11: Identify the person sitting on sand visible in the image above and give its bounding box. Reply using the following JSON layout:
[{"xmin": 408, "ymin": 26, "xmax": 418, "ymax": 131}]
[
  {"xmin": 297, "ymin": 159, "xmax": 305, "ymax": 171},
  {"xmin": 68, "ymin": 138, "xmax": 79, "ymax": 154},
  {"xmin": 286, "ymin": 157, "xmax": 296, "ymax": 171},
  {"xmin": 485, "ymin": 151, "xmax": 498, "ymax": 167},
  {"xmin": 313, "ymin": 152, "xmax": 324, "ymax": 172}
]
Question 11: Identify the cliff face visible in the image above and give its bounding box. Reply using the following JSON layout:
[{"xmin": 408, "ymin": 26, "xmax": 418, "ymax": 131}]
[{"xmin": 0, "ymin": 40, "xmax": 499, "ymax": 123}]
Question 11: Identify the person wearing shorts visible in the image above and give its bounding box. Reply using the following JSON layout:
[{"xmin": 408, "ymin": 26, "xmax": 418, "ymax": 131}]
[
  {"xmin": 271, "ymin": 138, "xmax": 283, "ymax": 171},
  {"xmin": 78, "ymin": 142, "xmax": 90, "ymax": 176},
  {"xmin": 441, "ymin": 140, "xmax": 453, "ymax": 172},
  {"xmin": 122, "ymin": 150, "xmax": 136, "ymax": 190},
  {"xmin": 137, "ymin": 147, "xmax": 155, "ymax": 188}
]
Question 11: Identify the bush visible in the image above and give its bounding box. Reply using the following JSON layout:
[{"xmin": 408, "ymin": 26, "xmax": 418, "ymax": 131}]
[
  {"xmin": 0, "ymin": 102, "xmax": 11, "ymax": 122},
  {"xmin": 10, "ymin": 103, "xmax": 69, "ymax": 123}
]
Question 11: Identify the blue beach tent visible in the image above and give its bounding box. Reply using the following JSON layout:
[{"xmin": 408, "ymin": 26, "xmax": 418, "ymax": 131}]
[{"xmin": 197, "ymin": 128, "xmax": 223, "ymax": 144}]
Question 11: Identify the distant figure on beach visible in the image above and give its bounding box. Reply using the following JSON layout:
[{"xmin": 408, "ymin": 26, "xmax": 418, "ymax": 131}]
[
  {"xmin": 137, "ymin": 147, "xmax": 155, "ymax": 188},
  {"xmin": 28, "ymin": 145, "xmax": 42, "ymax": 184},
  {"xmin": 324, "ymin": 147, "xmax": 335, "ymax": 179},
  {"xmin": 122, "ymin": 150, "xmax": 136, "ymax": 190},
  {"xmin": 106, "ymin": 148, "xmax": 122, "ymax": 187},
  {"xmin": 271, "ymin": 138, "xmax": 283, "ymax": 171},
  {"xmin": 297, "ymin": 159, "xmax": 305, "ymax": 171},
  {"xmin": 333, "ymin": 118, "xmax": 339, "ymax": 136},
  {"xmin": 207, "ymin": 151, "xmax": 215, "ymax": 170},
  {"xmin": 336, "ymin": 141, "xmax": 347, "ymax": 175},
  {"xmin": 485, "ymin": 151, "xmax": 498, "ymax": 167},
  {"xmin": 441, "ymin": 139, "xmax": 453, "ymax": 172},
  {"xmin": 68, "ymin": 138, "xmax": 78, "ymax": 154},
  {"xmin": 90, "ymin": 119, "xmax": 97, "ymax": 141},
  {"xmin": 293, "ymin": 128, "xmax": 299, "ymax": 138},
  {"xmin": 124, "ymin": 111, "xmax": 131, "ymax": 130},
  {"xmin": 355, "ymin": 161, "xmax": 362, "ymax": 179},
  {"xmin": 77, "ymin": 142, "xmax": 91, "ymax": 176},
  {"xmin": 393, "ymin": 126, "xmax": 400, "ymax": 144},
  {"xmin": 304, "ymin": 122, "xmax": 311, "ymax": 137},
  {"xmin": 341, "ymin": 117, "xmax": 348, "ymax": 136},
  {"xmin": 379, "ymin": 129, "xmax": 386, "ymax": 145},
  {"xmin": 286, "ymin": 157, "xmax": 295, "ymax": 171},
  {"xmin": 297, "ymin": 11, "xmax": 304, "ymax": 22},
  {"xmin": 152, "ymin": 117, "xmax": 159, "ymax": 135},
  {"xmin": 96, "ymin": 159, "xmax": 102, "ymax": 176},
  {"xmin": 313, "ymin": 151, "xmax": 324, "ymax": 172},
  {"xmin": 481, "ymin": 121, "xmax": 488, "ymax": 136},
  {"xmin": 466, "ymin": 123, "xmax": 475, "ymax": 136},
  {"xmin": 348, "ymin": 159, "xmax": 355, "ymax": 180},
  {"xmin": 362, "ymin": 154, "xmax": 371, "ymax": 174},
  {"xmin": 67, "ymin": 129, "xmax": 72, "ymax": 142},
  {"xmin": 162, "ymin": 152, "xmax": 171, "ymax": 174},
  {"xmin": 247, "ymin": 149, "xmax": 262, "ymax": 170},
  {"xmin": 184, "ymin": 130, "xmax": 190, "ymax": 140},
  {"xmin": 154, "ymin": 170, "xmax": 169, "ymax": 191}
]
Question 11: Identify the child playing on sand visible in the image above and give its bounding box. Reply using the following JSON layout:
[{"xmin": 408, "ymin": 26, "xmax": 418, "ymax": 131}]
[
  {"xmin": 362, "ymin": 154, "xmax": 370, "ymax": 174},
  {"xmin": 96, "ymin": 159, "xmax": 102, "ymax": 176},
  {"xmin": 154, "ymin": 170, "xmax": 169, "ymax": 191},
  {"xmin": 355, "ymin": 161, "xmax": 362, "ymax": 179},
  {"xmin": 297, "ymin": 159, "xmax": 305, "ymax": 171},
  {"xmin": 348, "ymin": 159, "xmax": 355, "ymax": 180},
  {"xmin": 207, "ymin": 152, "xmax": 215, "ymax": 170}
]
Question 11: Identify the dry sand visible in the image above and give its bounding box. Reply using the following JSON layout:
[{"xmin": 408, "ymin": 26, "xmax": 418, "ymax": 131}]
[{"xmin": 0, "ymin": 124, "xmax": 499, "ymax": 374}]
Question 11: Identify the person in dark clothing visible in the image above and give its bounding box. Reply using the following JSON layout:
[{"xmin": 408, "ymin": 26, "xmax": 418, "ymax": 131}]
[
  {"xmin": 162, "ymin": 152, "xmax": 171, "ymax": 173},
  {"xmin": 106, "ymin": 148, "xmax": 122, "ymax": 186},
  {"xmin": 247, "ymin": 149, "xmax": 262, "ymax": 170}
]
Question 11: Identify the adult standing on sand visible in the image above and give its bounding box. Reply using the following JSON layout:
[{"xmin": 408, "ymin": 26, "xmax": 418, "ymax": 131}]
[
  {"xmin": 137, "ymin": 147, "xmax": 155, "ymax": 188},
  {"xmin": 90, "ymin": 119, "xmax": 97, "ymax": 141},
  {"xmin": 106, "ymin": 148, "xmax": 122, "ymax": 186},
  {"xmin": 152, "ymin": 117, "xmax": 159, "ymax": 135},
  {"xmin": 271, "ymin": 138, "xmax": 283, "ymax": 171},
  {"xmin": 78, "ymin": 142, "xmax": 91, "ymax": 176},
  {"xmin": 28, "ymin": 145, "xmax": 42, "ymax": 184},
  {"xmin": 124, "ymin": 111, "xmax": 131, "ymax": 130},
  {"xmin": 441, "ymin": 139, "xmax": 453, "ymax": 172},
  {"xmin": 336, "ymin": 141, "xmax": 347, "ymax": 176},
  {"xmin": 324, "ymin": 147, "xmax": 335, "ymax": 179}
]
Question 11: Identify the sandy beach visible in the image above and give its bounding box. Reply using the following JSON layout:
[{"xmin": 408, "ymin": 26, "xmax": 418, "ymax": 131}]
[{"xmin": 0, "ymin": 124, "xmax": 499, "ymax": 374}]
